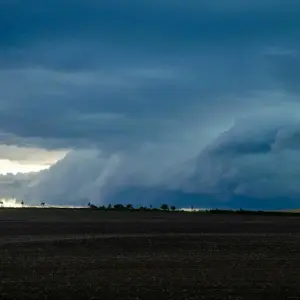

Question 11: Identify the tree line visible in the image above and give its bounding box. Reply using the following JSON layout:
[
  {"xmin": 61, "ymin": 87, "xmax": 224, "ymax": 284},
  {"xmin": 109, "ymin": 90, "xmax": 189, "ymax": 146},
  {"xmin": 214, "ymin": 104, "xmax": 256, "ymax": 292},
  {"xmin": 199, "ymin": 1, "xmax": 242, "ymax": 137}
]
[
  {"xmin": 87, "ymin": 202, "xmax": 177, "ymax": 211},
  {"xmin": 86, "ymin": 203, "xmax": 300, "ymax": 216}
]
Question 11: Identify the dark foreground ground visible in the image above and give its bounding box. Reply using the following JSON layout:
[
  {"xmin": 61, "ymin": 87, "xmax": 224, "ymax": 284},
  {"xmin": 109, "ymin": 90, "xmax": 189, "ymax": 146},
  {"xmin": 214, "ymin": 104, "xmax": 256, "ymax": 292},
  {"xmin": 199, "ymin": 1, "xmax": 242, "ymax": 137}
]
[{"xmin": 1, "ymin": 209, "xmax": 300, "ymax": 299}]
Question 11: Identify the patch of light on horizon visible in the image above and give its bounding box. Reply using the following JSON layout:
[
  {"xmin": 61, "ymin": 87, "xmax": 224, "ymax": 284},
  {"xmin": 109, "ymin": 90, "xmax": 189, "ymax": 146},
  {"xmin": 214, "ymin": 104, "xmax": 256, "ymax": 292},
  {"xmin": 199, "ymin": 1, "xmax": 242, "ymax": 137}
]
[
  {"xmin": 0, "ymin": 198, "xmax": 86, "ymax": 208},
  {"xmin": 0, "ymin": 198, "xmax": 23, "ymax": 207},
  {"xmin": 181, "ymin": 207, "xmax": 208, "ymax": 211}
]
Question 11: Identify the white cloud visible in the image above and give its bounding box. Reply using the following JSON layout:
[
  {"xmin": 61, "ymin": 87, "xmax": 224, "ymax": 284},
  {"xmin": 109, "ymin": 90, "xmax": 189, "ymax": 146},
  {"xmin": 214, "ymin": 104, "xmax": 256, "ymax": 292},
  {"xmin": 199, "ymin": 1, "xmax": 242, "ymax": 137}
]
[{"xmin": 0, "ymin": 145, "xmax": 67, "ymax": 175}]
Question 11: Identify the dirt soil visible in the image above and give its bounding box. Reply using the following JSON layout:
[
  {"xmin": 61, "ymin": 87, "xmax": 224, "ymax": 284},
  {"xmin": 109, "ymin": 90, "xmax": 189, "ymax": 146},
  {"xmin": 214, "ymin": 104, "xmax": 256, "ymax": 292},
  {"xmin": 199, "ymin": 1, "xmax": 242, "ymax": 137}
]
[{"xmin": 1, "ymin": 209, "xmax": 300, "ymax": 299}]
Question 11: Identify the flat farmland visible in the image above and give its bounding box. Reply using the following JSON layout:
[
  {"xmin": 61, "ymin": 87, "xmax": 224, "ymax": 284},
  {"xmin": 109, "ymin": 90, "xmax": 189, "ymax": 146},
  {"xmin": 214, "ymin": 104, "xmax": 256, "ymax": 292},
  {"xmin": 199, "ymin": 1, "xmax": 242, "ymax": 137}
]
[{"xmin": 1, "ymin": 209, "xmax": 300, "ymax": 299}]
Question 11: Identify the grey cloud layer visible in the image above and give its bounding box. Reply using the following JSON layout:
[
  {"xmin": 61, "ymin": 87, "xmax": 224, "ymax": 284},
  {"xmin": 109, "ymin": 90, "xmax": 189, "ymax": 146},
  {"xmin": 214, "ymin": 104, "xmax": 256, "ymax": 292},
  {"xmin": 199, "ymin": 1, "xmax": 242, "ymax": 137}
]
[{"xmin": 0, "ymin": 47, "xmax": 297, "ymax": 151}]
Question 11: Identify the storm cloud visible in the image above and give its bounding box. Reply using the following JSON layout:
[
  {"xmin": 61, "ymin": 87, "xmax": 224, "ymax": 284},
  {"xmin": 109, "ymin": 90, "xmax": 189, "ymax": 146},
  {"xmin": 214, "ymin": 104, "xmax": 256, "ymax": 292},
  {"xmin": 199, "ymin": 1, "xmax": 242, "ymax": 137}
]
[{"xmin": 1, "ymin": 1, "xmax": 300, "ymax": 208}]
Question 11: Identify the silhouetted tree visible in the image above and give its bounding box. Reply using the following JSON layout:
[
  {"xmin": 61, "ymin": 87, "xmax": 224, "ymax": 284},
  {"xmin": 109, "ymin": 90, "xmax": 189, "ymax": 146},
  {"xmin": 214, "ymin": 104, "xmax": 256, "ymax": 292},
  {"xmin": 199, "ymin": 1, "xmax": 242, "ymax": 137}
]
[
  {"xmin": 126, "ymin": 204, "xmax": 133, "ymax": 210},
  {"xmin": 113, "ymin": 204, "xmax": 125, "ymax": 210},
  {"xmin": 170, "ymin": 205, "xmax": 176, "ymax": 211},
  {"xmin": 87, "ymin": 202, "xmax": 97, "ymax": 209},
  {"xmin": 160, "ymin": 204, "xmax": 169, "ymax": 211},
  {"xmin": 139, "ymin": 206, "xmax": 148, "ymax": 211}
]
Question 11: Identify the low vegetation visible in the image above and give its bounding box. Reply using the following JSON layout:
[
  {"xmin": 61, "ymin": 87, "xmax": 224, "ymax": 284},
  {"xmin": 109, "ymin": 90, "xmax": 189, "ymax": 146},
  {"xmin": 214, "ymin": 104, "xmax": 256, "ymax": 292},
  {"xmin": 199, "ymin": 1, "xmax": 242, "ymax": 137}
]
[{"xmin": 86, "ymin": 202, "xmax": 300, "ymax": 216}]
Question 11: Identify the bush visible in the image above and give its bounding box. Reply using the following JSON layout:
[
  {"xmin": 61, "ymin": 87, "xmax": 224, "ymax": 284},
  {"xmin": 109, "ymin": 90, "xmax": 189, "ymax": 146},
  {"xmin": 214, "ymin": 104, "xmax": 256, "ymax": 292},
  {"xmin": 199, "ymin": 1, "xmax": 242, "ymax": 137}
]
[{"xmin": 160, "ymin": 204, "xmax": 169, "ymax": 211}]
